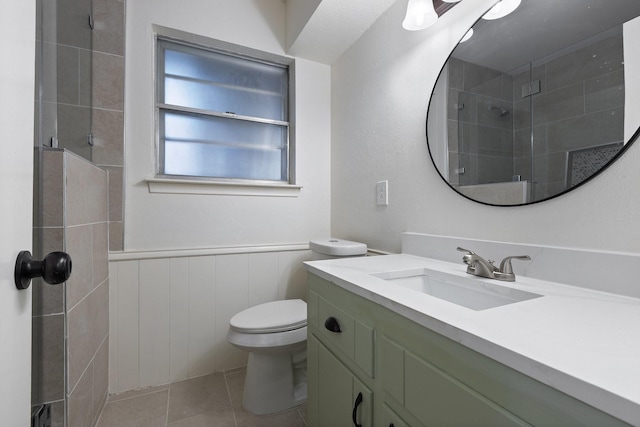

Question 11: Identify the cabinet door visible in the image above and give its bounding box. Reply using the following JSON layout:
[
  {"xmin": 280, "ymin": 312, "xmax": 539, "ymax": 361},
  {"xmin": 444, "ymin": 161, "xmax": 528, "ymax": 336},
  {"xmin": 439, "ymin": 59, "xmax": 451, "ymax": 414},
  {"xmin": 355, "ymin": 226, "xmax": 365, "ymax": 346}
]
[
  {"xmin": 405, "ymin": 352, "xmax": 529, "ymax": 426},
  {"xmin": 379, "ymin": 404, "xmax": 409, "ymax": 427},
  {"xmin": 309, "ymin": 334, "xmax": 373, "ymax": 427}
]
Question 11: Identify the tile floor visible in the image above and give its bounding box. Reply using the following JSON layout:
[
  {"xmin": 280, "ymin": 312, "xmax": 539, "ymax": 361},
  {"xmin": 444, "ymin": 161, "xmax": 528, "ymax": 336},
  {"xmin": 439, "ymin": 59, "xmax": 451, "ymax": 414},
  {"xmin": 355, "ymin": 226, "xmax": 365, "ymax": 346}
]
[{"xmin": 96, "ymin": 369, "xmax": 307, "ymax": 427}]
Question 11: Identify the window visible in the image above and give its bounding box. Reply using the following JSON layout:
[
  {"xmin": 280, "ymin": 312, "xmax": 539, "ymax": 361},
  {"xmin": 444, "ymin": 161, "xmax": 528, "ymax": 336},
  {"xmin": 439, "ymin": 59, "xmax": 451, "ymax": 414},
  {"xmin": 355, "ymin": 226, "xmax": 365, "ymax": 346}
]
[{"xmin": 156, "ymin": 38, "xmax": 291, "ymax": 183}]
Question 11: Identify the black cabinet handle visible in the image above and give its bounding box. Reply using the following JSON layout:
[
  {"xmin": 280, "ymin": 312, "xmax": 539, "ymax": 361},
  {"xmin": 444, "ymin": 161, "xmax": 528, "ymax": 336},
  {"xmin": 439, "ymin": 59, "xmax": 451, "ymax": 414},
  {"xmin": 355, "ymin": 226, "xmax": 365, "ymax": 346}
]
[
  {"xmin": 324, "ymin": 316, "xmax": 342, "ymax": 333},
  {"xmin": 352, "ymin": 392, "xmax": 363, "ymax": 427},
  {"xmin": 14, "ymin": 251, "xmax": 72, "ymax": 290}
]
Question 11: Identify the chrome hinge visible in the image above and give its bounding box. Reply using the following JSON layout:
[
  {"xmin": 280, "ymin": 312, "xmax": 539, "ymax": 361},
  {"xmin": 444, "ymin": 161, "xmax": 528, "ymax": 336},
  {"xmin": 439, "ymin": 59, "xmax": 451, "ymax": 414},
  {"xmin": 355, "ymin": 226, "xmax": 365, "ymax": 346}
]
[{"xmin": 521, "ymin": 80, "xmax": 541, "ymax": 98}]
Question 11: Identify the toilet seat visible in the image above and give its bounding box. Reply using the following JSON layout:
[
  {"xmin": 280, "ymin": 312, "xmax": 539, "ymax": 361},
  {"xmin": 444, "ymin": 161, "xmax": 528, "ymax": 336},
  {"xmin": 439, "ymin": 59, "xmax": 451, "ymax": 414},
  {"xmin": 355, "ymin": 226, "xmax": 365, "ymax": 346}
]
[{"xmin": 229, "ymin": 299, "xmax": 307, "ymax": 334}]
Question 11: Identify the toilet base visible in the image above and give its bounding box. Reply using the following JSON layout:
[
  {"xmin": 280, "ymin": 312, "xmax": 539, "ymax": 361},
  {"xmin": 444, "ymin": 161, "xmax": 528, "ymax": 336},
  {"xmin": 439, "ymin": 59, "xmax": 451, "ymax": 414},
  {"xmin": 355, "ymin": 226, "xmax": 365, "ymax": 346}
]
[{"xmin": 242, "ymin": 350, "xmax": 307, "ymax": 415}]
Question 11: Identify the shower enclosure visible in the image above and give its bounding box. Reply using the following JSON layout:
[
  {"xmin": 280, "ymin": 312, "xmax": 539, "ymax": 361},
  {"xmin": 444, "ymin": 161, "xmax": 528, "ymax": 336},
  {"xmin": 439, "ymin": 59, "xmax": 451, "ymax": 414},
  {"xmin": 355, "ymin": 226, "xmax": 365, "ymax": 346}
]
[
  {"xmin": 449, "ymin": 27, "xmax": 626, "ymax": 203},
  {"xmin": 32, "ymin": 0, "xmax": 122, "ymax": 425}
]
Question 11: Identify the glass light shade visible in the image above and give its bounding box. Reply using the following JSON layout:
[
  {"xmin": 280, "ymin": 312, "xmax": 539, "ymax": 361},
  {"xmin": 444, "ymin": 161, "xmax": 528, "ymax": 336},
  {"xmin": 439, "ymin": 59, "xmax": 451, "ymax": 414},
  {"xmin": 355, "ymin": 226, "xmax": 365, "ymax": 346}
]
[
  {"xmin": 402, "ymin": 0, "xmax": 438, "ymax": 31},
  {"xmin": 459, "ymin": 28, "xmax": 473, "ymax": 43},
  {"xmin": 482, "ymin": 0, "xmax": 521, "ymax": 20}
]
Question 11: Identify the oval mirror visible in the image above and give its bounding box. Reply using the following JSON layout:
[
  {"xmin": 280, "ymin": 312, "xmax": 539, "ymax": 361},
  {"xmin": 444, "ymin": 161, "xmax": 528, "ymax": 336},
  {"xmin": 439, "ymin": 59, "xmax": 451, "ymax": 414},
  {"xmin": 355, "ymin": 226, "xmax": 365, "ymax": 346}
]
[{"xmin": 427, "ymin": 0, "xmax": 640, "ymax": 206}]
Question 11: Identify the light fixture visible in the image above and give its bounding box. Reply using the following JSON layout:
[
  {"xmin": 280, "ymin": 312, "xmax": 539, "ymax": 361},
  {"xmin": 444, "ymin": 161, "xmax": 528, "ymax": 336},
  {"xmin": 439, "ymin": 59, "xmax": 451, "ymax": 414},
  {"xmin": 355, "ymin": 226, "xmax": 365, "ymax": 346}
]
[
  {"xmin": 481, "ymin": 0, "xmax": 521, "ymax": 20},
  {"xmin": 459, "ymin": 28, "xmax": 473, "ymax": 43},
  {"xmin": 402, "ymin": 0, "xmax": 438, "ymax": 31}
]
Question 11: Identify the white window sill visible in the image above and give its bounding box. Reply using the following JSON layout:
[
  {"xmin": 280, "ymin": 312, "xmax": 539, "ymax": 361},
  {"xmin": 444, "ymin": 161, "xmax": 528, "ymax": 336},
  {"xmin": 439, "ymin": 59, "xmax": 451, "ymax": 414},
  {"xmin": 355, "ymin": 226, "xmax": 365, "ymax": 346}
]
[{"xmin": 146, "ymin": 178, "xmax": 302, "ymax": 197}]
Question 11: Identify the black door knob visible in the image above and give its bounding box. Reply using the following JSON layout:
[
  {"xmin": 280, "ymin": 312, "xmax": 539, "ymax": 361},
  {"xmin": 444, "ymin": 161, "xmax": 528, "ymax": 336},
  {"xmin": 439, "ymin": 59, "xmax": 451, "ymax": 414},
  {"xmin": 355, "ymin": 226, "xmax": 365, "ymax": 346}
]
[{"xmin": 14, "ymin": 251, "xmax": 72, "ymax": 290}]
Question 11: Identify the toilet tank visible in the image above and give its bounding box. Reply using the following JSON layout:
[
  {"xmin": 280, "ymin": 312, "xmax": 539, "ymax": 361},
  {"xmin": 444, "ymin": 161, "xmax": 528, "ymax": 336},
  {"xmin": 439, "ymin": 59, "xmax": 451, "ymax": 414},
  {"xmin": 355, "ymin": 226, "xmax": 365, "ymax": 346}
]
[{"xmin": 309, "ymin": 238, "xmax": 367, "ymax": 260}]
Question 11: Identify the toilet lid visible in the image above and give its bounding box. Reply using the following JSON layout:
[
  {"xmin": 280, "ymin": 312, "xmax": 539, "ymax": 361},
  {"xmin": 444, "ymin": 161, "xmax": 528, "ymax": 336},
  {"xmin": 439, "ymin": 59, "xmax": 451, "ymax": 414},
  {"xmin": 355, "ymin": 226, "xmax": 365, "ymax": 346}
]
[{"xmin": 230, "ymin": 299, "xmax": 307, "ymax": 333}]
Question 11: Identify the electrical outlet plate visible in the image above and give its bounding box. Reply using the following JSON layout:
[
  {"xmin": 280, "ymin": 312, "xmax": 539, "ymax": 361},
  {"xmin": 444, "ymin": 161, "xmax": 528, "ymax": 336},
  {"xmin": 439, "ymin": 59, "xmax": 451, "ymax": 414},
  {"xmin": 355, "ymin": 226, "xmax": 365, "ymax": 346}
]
[{"xmin": 376, "ymin": 180, "xmax": 388, "ymax": 206}]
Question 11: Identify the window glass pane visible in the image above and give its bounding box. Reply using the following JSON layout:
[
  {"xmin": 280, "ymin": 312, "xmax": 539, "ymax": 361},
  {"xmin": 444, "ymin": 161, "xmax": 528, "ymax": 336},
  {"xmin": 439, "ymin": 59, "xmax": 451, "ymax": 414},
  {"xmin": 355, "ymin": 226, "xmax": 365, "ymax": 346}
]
[
  {"xmin": 161, "ymin": 42, "xmax": 288, "ymax": 121},
  {"xmin": 160, "ymin": 110, "xmax": 287, "ymax": 181}
]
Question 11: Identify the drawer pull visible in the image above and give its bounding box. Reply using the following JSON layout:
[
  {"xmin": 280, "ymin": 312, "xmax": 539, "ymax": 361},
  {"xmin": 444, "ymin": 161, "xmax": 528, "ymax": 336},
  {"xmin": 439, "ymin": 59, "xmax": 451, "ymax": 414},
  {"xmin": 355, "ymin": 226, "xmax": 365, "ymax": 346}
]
[
  {"xmin": 324, "ymin": 316, "xmax": 342, "ymax": 333},
  {"xmin": 352, "ymin": 392, "xmax": 363, "ymax": 427}
]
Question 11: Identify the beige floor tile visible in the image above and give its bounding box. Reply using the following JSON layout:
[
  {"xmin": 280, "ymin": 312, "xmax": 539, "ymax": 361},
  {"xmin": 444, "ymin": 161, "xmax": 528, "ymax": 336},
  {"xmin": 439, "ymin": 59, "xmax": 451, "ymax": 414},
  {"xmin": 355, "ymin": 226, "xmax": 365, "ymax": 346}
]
[
  {"xmin": 168, "ymin": 373, "xmax": 232, "ymax": 423},
  {"xmin": 107, "ymin": 384, "xmax": 170, "ymax": 403},
  {"xmin": 167, "ymin": 407, "xmax": 236, "ymax": 427},
  {"xmin": 96, "ymin": 389, "xmax": 169, "ymax": 427},
  {"xmin": 297, "ymin": 405, "xmax": 308, "ymax": 426},
  {"xmin": 225, "ymin": 370, "xmax": 305, "ymax": 427},
  {"xmin": 223, "ymin": 370, "xmax": 245, "ymax": 409},
  {"xmin": 234, "ymin": 407, "xmax": 306, "ymax": 427},
  {"xmin": 97, "ymin": 368, "xmax": 307, "ymax": 426}
]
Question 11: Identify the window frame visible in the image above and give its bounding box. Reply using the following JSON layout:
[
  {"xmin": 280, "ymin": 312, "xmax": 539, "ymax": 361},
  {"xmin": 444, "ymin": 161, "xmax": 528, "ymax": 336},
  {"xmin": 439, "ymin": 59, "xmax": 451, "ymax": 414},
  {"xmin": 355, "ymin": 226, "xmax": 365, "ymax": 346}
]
[{"xmin": 153, "ymin": 31, "xmax": 296, "ymax": 188}]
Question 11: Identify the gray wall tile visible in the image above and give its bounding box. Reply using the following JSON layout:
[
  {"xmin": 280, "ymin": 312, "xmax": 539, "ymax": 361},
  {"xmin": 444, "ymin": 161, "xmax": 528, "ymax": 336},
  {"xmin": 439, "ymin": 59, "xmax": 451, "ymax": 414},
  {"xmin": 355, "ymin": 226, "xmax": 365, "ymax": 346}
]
[
  {"xmin": 57, "ymin": 105, "xmax": 92, "ymax": 158},
  {"xmin": 57, "ymin": 45, "xmax": 80, "ymax": 105},
  {"xmin": 68, "ymin": 361, "xmax": 95, "ymax": 427},
  {"xmin": 547, "ymin": 107, "xmax": 625, "ymax": 152},
  {"xmin": 42, "ymin": 150, "xmax": 64, "ymax": 227},
  {"xmin": 94, "ymin": 222, "xmax": 109, "ymax": 286},
  {"xmin": 56, "ymin": 0, "xmax": 92, "ymax": 50},
  {"xmin": 545, "ymin": 33, "xmax": 624, "ymax": 91},
  {"xmin": 68, "ymin": 289, "xmax": 95, "ymax": 391},
  {"xmin": 94, "ymin": 339, "xmax": 110, "ymax": 422},
  {"xmin": 93, "ymin": 52, "xmax": 124, "ymax": 110},
  {"xmin": 92, "ymin": 109, "xmax": 124, "ymax": 166},
  {"xmin": 532, "ymin": 82, "xmax": 584, "ymax": 126},
  {"xmin": 109, "ymin": 221, "xmax": 124, "ymax": 251},
  {"xmin": 106, "ymin": 166, "xmax": 123, "ymax": 222},
  {"xmin": 32, "ymin": 314, "xmax": 65, "ymax": 403},
  {"xmin": 66, "ymin": 224, "xmax": 94, "ymax": 309},
  {"xmin": 92, "ymin": 0, "xmax": 125, "ymax": 56},
  {"xmin": 66, "ymin": 152, "xmax": 108, "ymax": 226},
  {"xmin": 584, "ymin": 69, "xmax": 625, "ymax": 113}
]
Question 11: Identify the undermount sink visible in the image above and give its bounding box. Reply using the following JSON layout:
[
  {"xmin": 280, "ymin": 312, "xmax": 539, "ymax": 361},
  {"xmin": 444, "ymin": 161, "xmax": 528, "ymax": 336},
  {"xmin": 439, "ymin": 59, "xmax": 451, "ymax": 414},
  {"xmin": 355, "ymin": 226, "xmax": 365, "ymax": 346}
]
[{"xmin": 372, "ymin": 268, "xmax": 542, "ymax": 311}]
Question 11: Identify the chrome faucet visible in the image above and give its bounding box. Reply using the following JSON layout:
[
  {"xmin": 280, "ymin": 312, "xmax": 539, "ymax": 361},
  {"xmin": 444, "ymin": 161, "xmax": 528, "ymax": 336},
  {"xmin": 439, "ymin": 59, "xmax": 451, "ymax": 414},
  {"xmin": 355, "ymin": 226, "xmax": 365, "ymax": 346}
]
[{"xmin": 456, "ymin": 247, "xmax": 530, "ymax": 282}]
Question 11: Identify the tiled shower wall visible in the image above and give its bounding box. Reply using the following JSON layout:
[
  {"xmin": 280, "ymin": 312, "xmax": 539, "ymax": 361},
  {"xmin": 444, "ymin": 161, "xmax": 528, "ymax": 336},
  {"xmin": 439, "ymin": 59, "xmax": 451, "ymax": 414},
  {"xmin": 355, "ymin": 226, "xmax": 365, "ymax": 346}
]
[
  {"xmin": 92, "ymin": 0, "xmax": 125, "ymax": 251},
  {"xmin": 36, "ymin": 0, "xmax": 125, "ymax": 251},
  {"xmin": 513, "ymin": 32, "xmax": 625, "ymax": 200},
  {"xmin": 446, "ymin": 57, "xmax": 516, "ymax": 186},
  {"xmin": 108, "ymin": 249, "xmax": 311, "ymax": 394},
  {"xmin": 447, "ymin": 31, "xmax": 625, "ymax": 200},
  {"xmin": 32, "ymin": 149, "xmax": 109, "ymax": 427}
]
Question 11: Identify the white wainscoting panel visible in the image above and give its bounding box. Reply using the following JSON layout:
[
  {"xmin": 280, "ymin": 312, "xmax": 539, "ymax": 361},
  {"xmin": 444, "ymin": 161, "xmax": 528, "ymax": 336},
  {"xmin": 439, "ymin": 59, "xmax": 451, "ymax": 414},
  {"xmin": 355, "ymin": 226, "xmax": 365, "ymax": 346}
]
[
  {"xmin": 169, "ymin": 257, "xmax": 190, "ymax": 382},
  {"xmin": 108, "ymin": 248, "xmax": 312, "ymax": 394},
  {"xmin": 139, "ymin": 259, "xmax": 171, "ymax": 387},
  {"xmin": 187, "ymin": 256, "xmax": 217, "ymax": 379},
  {"xmin": 214, "ymin": 254, "xmax": 250, "ymax": 373},
  {"xmin": 114, "ymin": 260, "xmax": 140, "ymax": 393}
]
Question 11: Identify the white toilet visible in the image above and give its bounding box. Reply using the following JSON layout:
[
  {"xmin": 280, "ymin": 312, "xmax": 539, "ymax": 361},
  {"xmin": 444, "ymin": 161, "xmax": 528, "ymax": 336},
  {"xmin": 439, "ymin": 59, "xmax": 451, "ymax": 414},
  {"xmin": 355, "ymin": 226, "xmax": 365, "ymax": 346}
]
[{"xmin": 227, "ymin": 238, "xmax": 367, "ymax": 415}]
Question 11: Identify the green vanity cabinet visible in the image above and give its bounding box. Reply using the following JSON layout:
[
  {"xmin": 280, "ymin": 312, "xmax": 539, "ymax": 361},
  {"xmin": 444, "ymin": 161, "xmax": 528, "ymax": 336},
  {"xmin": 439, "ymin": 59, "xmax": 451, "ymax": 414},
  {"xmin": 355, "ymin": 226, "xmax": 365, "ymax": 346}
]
[
  {"xmin": 307, "ymin": 276, "xmax": 375, "ymax": 427},
  {"xmin": 308, "ymin": 335, "xmax": 373, "ymax": 427},
  {"xmin": 307, "ymin": 273, "xmax": 629, "ymax": 427},
  {"xmin": 380, "ymin": 404, "xmax": 409, "ymax": 427},
  {"xmin": 381, "ymin": 335, "xmax": 527, "ymax": 426}
]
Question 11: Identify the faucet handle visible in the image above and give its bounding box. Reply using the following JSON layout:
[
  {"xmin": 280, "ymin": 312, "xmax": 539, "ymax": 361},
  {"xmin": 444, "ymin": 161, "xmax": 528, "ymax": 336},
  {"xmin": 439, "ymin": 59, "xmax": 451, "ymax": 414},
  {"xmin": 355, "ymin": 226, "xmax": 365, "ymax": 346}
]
[
  {"xmin": 498, "ymin": 255, "xmax": 531, "ymax": 275},
  {"xmin": 456, "ymin": 247, "xmax": 476, "ymax": 266},
  {"xmin": 456, "ymin": 247, "xmax": 476, "ymax": 255}
]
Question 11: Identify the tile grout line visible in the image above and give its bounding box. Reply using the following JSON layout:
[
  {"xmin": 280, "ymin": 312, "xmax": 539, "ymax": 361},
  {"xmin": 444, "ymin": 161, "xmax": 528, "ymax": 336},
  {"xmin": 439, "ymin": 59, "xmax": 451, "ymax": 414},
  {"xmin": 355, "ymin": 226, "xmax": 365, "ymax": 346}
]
[
  {"xmin": 223, "ymin": 371, "xmax": 239, "ymax": 427},
  {"xmin": 105, "ymin": 386, "xmax": 169, "ymax": 404},
  {"xmin": 165, "ymin": 384, "xmax": 171, "ymax": 427}
]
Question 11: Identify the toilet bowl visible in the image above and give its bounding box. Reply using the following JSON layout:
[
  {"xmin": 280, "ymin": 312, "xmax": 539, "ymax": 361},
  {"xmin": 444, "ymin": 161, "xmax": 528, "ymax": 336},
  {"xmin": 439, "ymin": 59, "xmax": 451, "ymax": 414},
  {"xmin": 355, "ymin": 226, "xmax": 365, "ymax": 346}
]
[
  {"xmin": 227, "ymin": 238, "xmax": 367, "ymax": 415},
  {"xmin": 227, "ymin": 299, "xmax": 308, "ymax": 415}
]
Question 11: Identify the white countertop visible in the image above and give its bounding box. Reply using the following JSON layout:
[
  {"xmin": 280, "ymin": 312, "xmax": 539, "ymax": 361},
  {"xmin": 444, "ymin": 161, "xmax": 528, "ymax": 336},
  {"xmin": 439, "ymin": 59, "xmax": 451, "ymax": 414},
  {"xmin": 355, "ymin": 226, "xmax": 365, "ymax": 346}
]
[{"xmin": 305, "ymin": 254, "xmax": 640, "ymax": 425}]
